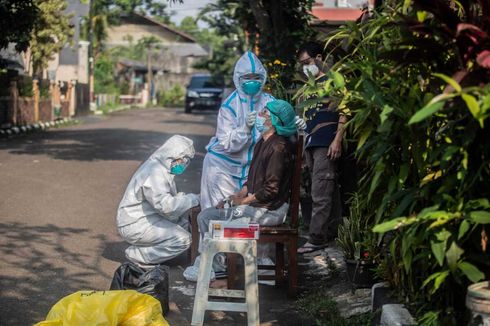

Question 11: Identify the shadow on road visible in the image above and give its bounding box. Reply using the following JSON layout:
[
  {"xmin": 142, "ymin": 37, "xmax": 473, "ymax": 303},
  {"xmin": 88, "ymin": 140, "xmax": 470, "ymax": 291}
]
[
  {"xmin": 0, "ymin": 222, "xmax": 113, "ymax": 325},
  {"xmin": 2, "ymin": 129, "xmax": 212, "ymax": 162}
]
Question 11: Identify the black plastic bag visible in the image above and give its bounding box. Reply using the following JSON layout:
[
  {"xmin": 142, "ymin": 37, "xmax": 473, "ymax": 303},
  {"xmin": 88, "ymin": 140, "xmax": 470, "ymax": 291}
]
[{"xmin": 110, "ymin": 262, "xmax": 169, "ymax": 315}]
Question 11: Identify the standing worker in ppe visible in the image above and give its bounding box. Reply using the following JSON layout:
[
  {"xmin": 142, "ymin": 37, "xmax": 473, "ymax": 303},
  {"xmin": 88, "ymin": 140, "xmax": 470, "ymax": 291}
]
[
  {"xmin": 200, "ymin": 51, "xmax": 306, "ymax": 210},
  {"xmin": 117, "ymin": 135, "xmax": 200, "ymax": 266}
]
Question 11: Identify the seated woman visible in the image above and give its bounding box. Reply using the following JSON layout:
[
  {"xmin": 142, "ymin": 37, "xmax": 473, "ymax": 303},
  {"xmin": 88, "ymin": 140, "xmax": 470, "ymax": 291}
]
[
  {"xmin": 183, "ymin": 100, "xmax": 297, "ymax": 280},
  {"xmin": 116, "ymin": 135, "xmax": 200, "ymax": 267}
]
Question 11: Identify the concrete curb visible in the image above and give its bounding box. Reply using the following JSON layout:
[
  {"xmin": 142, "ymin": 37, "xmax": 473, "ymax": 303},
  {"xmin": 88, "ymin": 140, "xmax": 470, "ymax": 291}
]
[
  {"xmin": 0, "ymin": 117, "xmax": 79, "ymax": 140},
  {"xmin": 94, "ymin": 104, "xmax": 142, "ymax": 115}
]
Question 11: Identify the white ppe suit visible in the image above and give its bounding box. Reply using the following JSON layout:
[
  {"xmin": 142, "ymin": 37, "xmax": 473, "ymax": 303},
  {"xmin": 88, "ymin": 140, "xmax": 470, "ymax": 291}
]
[
  {"xmin": 200, "ymin": 51, "xmax": 275, "ymax": 209},
  {"xmin": 117, "ymin": 135, "xmax": 199, "ymax": 265}
]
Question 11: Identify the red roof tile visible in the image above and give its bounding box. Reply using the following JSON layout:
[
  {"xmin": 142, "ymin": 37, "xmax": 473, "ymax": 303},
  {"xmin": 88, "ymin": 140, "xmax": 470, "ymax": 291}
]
[{"xmin": 311, "ymin": 8, "xmax": 363, "ymax": 22}]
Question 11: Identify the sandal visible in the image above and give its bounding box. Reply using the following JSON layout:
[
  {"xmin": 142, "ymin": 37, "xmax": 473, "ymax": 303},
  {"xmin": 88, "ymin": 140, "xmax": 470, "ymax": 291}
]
[{"xmin": 297, "ymin": 242, "xmax": 328, "ymax": 254}]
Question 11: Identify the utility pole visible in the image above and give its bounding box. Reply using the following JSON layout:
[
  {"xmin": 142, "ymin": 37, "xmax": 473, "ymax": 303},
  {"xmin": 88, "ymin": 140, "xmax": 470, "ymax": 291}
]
[
  {"xmin": 147, "ymin": 44, "xmax": 153, "ymax": 104},
  {"xmin": 88, "ymin": 0, "xmax": 95, "ymax": 110}
]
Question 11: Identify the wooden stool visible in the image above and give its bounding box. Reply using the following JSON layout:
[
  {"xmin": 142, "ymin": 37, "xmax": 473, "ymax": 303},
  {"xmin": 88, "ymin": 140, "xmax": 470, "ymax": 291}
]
[{"xmin": 191, "ymin": 234, "xmax": 259, "ymax": 326}]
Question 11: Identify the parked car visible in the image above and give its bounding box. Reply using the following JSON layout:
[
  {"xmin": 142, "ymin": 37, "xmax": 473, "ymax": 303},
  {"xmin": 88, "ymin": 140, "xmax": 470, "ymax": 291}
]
[{"xmin": 185, "ymin": 74, "xmax": 224, "ymax": 113}]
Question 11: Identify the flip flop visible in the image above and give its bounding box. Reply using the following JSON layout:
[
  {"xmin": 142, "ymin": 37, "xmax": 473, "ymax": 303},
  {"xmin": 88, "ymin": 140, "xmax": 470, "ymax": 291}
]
[{"xmin": 297, "ymin": 242, "xmax": 328, "ymax": 254}]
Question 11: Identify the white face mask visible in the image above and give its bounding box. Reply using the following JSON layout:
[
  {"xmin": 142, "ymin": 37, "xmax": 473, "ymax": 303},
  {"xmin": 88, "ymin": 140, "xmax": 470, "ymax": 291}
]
[{"xmin": 303, "ymin": 64, "xmax": 319, "ymax": 77}]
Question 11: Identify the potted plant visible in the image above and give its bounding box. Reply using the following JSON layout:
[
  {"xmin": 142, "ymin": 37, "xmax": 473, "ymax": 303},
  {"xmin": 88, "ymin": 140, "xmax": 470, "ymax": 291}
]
[{"xmin": 336, "ymin": 193, "xmax": 379, "ymax": 288}]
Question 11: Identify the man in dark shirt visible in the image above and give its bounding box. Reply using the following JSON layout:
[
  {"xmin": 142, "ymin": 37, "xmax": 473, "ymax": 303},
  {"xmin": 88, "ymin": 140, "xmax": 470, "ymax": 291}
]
[{"xmin": 297, "ymin": 41, "xmax": 348, "ymax": 254}]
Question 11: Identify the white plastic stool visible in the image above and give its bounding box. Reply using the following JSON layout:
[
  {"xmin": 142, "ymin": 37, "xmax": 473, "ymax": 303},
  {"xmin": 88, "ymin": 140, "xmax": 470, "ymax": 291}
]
[{"xmin": 191, "ymin": 233, "xmax": 259, "ymax": 326}]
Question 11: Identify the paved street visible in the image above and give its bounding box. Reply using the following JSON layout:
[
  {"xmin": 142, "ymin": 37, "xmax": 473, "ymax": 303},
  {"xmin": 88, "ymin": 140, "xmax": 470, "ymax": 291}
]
[{"xmin": 0, "ymin": 108, "xmax": 311, "ymax": 325}]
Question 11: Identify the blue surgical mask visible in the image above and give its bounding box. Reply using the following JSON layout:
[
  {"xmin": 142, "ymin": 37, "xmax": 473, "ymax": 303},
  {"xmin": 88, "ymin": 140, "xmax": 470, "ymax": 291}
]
[
  {"xmin": 255, "ymin": 115, "xmax": 270, "ymax": 133},
  {"xmin": 170, "ymin": 164, "xmax": 186, "ymax": 175},
  {"xmin": 170, "ymin": 158, "xmax": 189, "ymax": 175},
  {"xmin": 241, "ymin": 80, "xmax": 261, "ymax": 95}
]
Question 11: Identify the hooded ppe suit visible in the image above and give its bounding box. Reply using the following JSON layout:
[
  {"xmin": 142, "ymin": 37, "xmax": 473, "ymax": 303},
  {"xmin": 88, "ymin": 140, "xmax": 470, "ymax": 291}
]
[
  {"xmin": 117, "ymin": 135, "xmax": 199, "ymax": 265},
  {"xmin": 200, "ymin": 51, "xmax": 275, "ymax": 209}
]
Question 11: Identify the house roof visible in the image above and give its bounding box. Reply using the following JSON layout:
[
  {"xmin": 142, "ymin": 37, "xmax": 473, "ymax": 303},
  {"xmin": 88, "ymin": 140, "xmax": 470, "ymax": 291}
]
[
  {"xmin": 311, "ymin": 7, "xmax": 363, "ymax": 25},
  {"xmin": 133, "ymin": 13, "xmax": 197, "ymax": 43},
  {"xmin": 164, "ymin": 43, "xmax": 208, "ymax": 57},
  {"xmin": 117, "ymin": 58, "xmax": 160, "ymax": 72},
  {"xmin": 0, "ymin": 44, "xmax": 25, "ymax": 72}
]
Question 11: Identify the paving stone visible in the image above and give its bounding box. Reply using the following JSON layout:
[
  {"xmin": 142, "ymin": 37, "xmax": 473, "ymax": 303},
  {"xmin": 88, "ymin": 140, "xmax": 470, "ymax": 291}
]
[{"xmin": 380, "ymin": 304, "xmax": 415, "ymax": 326}]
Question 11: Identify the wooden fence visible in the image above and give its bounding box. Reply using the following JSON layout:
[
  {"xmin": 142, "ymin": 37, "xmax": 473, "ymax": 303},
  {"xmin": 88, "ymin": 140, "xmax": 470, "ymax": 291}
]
[{"xmin": 0, "ymin": 78, "xmax": 88, "ymax": 127}]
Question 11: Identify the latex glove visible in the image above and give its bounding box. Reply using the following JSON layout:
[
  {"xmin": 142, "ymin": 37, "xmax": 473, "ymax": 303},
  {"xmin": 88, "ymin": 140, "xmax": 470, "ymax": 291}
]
[
  {"xmin": 246, "ymin": 111, "xmax": 257, "ymax": 129},
  {"xmin": 295, "ymin": 116, "xmax": 307, "ymax": 130},
  {"xmin": 186, "ymin": 193, "xmax": 200, "ymax": 207}
]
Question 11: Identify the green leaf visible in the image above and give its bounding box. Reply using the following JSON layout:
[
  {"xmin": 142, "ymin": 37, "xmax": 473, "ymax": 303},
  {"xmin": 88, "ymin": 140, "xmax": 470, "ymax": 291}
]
[
  {"xmin": 462, "ymin": 93, "xmax": 480, "ymax": 119},
  {"xmin": 431, "ymin": 230, "xmax": 450, "ymax": 266},
  {"xmin": 482, "ymin": 94, "xmax": 490, "ymax": 113},
  {"xmin": 357, "ymin": 129, "xmax": 372, "ymax": 150},
  {"xmin": 380, "ymin": 105, "xmax": 394, "ymax": 124},
  {"xmin": 416, "ymin": 10, "xmax": 427, "ymax": 22},
  {"xmin": 458, "ymin": 261, "xmax": 484, "ymax": 283},
  {"xmin": 469, "ymin": 210, "xmax": 490, "ymax": 224},
  {"xmin": 402, "ymin": 249, "xmax": 413, "ymax": 273},
  {"xmin": 368, "ymin": 162, "xmax": 385, "ymax": 200},
  {"xmin": 466, "ymin": 199, "xmax": 490, "ymax": 209},
  {"xmin": 372, "ymin": 217, "xmax": 416, "ymax": 233},
  {"xmin": 431, "ymin": 240, "xmax": 446, "ymax": 266},
  {"xmin": 398, "ymin": 164, "xmax": 409, "ymax": 184},
  {"xmin": 402, "ymin": 0, "xmax": 412, "ymax": 13},
  {"xmin": 422, "ymin": 270, "xmax": 449, "ymax": 293},
  {"xmin": 417, "ymin": 205, "xmax": 441, "ymax": 219},
  {"xmin": 409, "ymin": 101, "xmax": 444, "ymax": 124},
  {"xmin": 435, "ymin": 229, "xmax": 451, "ymax": 242},
  {"xmin": 445, "ymin": 242, "xmax": 464, "ymax": 271},
  {"xmin": 458, "ymin": 220, "xmax": 470, "ymax": 240},
  {"xmin": 442, "ymin": 146, "xmax": 459, "ymax": 161},
  {"xmin": 433, "ymin": 73, "xmax": 462, "ymax": 93},
  {"xmin": 330, "ymin": 70, "xmax": 345, "ymax": 89},
  {"xmin": 420, "ymin": 170, "xmax": 442, "ymax": 186}
]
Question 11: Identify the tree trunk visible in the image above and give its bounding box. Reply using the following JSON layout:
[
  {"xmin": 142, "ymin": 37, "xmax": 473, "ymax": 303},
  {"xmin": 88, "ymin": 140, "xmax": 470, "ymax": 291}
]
[{"xmin": 247, "ymin": 0, "xmax": 272, "ymax": 36}]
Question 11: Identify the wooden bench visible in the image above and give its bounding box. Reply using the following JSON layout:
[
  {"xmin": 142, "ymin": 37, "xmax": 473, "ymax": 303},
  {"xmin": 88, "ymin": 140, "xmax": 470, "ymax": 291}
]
[{"xmin": 189, "ymin": 134, "xmax": 304, "ymax": 298}]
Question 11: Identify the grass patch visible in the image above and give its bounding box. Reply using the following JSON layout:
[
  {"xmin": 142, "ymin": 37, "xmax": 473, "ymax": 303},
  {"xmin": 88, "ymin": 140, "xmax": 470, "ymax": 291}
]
[{"xmin": 297, "ymin": 286, "xmax": 372, "ymax": 326}]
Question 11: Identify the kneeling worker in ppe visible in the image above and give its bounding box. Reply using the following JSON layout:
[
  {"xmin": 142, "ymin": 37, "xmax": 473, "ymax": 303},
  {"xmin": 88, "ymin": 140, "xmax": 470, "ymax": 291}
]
[
  {"xmin": 117, "ymin": 135, "xmax": 200, "ymax": 266},
  {"xmin": 184, "ymin": 100, "xmax": 297, "ymax": 279}
]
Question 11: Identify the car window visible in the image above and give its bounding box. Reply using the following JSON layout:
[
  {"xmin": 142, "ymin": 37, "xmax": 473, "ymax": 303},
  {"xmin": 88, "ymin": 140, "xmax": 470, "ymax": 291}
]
[{"xmin": 189, "ymin": 76, "xmax": 223, "ymax": 88}]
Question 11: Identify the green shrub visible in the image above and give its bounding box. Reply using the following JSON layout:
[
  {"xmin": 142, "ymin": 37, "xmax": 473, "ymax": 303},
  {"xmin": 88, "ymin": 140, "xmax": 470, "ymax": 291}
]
[
  {"xmin": 297, "ymin": 1, "xmax": 490, "ymax": 324},
  {"xmin": 158, "ymin": 84, "xmax": 184, "ymax": 107},
  {"xmin": 94, "ymin": 52, "xmax": 119, "ymax": 94},
  {"xmin": 18, "ymin": 76, "xmax": 33, "ymax": 97}
]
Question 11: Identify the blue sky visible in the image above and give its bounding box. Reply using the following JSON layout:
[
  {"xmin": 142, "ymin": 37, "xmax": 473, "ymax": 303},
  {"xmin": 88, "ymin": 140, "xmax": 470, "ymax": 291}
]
[{"xmin": 167, "ymin": 0, "xmax": 215, "ymax": 27}]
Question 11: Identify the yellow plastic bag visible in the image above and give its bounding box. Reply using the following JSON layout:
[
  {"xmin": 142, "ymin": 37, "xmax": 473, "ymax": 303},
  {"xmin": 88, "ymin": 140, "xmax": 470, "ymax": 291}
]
[{"xmin": 35, "ymin": 290, "xmax": 169, "ymax": 326}]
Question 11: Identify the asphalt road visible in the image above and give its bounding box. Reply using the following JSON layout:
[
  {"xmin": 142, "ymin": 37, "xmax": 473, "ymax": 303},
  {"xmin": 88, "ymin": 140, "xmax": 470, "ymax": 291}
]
[{"xmin": 0, "ymin": 108, "xmax": 310, "ymax": 325}]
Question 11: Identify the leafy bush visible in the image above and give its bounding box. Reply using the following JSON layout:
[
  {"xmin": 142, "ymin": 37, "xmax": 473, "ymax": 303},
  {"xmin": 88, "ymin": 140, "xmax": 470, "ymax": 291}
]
[
  {"xmin": 298, "ymin": 1, "xmax": 490, "ymax": 324},
  {"xmin": 158, "ymin": 85, "xmax": 184, "ymax": 107},
  {"xmin": 94, "ymin": 52, "xmax": 119, "ymax": 94},
  {"xmin": 18, "ymin": 76, "xmax": 34, "ymax": 98},
  {"xmin": 336, "ymin": 193, "xmax": 379, "ymax": 261}
]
